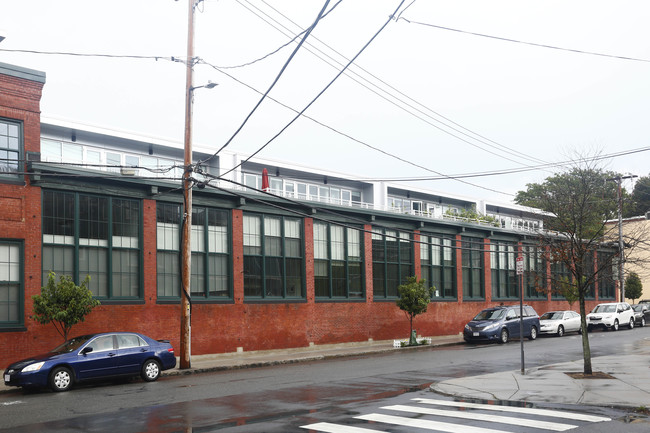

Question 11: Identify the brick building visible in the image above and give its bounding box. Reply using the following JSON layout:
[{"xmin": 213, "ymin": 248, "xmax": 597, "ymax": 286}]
[{"xmin": 0, "ymin": 61, "xmax": 614, "ymax": 368}]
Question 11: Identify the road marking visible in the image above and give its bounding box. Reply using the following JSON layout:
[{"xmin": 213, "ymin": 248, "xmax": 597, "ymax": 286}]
[
  {"xmin": 413, "ymin": 398, "xmax": 611, "ymax": 423},
  {"xmin": 1, "ymin": 400, "xmax": 23, "ymax": 406},
  {"xmin": 356, "ymin": 413, "xmax": 513, "ymax": 433},
  {"xmin": 383, "ymin": 404, "xmax": 576, "ymax": 431},
  {"xmin": 300, "ymin": 422, "xmax": 383, "ymax": 432}
]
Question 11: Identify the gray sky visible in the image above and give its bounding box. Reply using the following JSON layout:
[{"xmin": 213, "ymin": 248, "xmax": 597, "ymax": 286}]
[{"xmin": 2, "ymin": 0, "xmax": 649, "ymax": 201}]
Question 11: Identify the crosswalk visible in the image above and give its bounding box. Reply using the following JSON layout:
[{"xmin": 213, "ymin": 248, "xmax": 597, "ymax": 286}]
[{"xmin": 300, "ymin": 398, "xmax": 611, "ymax": 433}]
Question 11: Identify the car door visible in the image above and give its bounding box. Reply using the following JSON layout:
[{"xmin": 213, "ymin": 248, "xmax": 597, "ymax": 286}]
[
  {"xmin": 566, "ymin": 311, "xmax": 581, "ymax": 332},
  {"xmin": 115, "ymin": 334, "xmax": 152, "ymax": 375},
  {"xmin": 504, "ymin": 308, "xmax": 520, "ymax": 338},
  {"xmin": 75, "ymin": 335, "xmax": 119, "ymax": 380}
]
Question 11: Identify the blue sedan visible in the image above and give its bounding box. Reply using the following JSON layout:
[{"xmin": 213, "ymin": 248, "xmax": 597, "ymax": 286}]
[{"xmin": 3, "ymin": 332, "xmax": 176, "ymax": 392}]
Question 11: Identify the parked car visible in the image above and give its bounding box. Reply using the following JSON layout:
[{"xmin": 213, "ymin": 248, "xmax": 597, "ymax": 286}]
[
  {"xmin": 3, "ymin": 332, "xmax": 176, "ymax": 392},
  {"xmin": 539, "ymin": 310, "xmax": 582, "ymax": 337},
  {"xmin": 463, "ymin": 305, "xmax": 540, "ymax": 344},
  {"xmin": 586, "ymin": 302, "xmax": 634, "ymax": 331},
  {"xmin": 632, "ymin": 304, "xmax": 650, "ymax": 327}
]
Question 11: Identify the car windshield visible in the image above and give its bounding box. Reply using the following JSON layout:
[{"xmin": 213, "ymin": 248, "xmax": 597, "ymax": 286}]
[
  {"xmin": 50, "ymin": 335, "xmax": 95, "ymax": 354},
  {"xmin": 541, "ymin": 312, "xmax": 563, "ymax": 320},
  {"xmin": 473, "ymin": 309, "xmax": 505, "ymax": 321},
  {"xmin": 593, "ymin": 305, "xmax": 616, "ymax": 313},
  {"xmin": 632, "ymin": 305, "xmax": 644, "ymax": 312}
]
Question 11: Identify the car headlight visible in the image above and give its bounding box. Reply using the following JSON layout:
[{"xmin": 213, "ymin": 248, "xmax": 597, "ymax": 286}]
[
  {"xmin": 464, "ymin": 324, "xmax": 470, "ymax": 331},
  {"xmin": 22, "ymin": 362, "xmax": 44, "ymax": 373}
]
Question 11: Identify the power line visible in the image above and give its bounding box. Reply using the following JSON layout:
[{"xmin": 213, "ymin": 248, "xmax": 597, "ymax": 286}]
[
  {"xmin": 398, "ymin": 18, "xmax": 650, "ymax": 63},
  {"xmin": 0, "ymin": 48, "xmax": 177, "ymax": 62},
  {"xmin": 235, "ymin": 0, "xmax": 549, "ymax": 167},
  {"xmin": 199, "ymin": 62, "xmax": 514, "ymax": 197},
  {"xmin": 207, "ymin": 0, "xmax": 409, "ymax": 179},
  {"xmin": 202, "ymin": 0, "xmax": 333, "ymax": 163}
]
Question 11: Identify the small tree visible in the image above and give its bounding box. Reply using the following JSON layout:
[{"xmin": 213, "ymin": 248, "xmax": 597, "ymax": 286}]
[
  {"xmin": 32, "ymin": 272, "xmax": 100, "ymax": 342},
  {"xmin": 396, "ymin": 277, "xmax": 434, "ymax": 345},
  {"xmin": 625, "ymin": 272, "xmax": 643, "ymax": 304}
]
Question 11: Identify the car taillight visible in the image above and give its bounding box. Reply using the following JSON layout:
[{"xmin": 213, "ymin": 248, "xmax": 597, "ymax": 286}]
[{"xmin": 167, "ymin": 347, "xmax": 174, "ymax": 353}]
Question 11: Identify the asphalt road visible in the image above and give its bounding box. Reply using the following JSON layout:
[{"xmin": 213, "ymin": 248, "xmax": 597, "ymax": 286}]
[{"xmin": 1, "ymin": 327, "xmax": 649, "ymax": 432}]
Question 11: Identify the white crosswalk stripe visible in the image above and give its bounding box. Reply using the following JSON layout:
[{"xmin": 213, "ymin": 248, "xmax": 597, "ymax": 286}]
[
  {"xmin": 381, "ymin": 404, "xmax": 576, "ymax": 431},
  {"xmin": 412, "ymin": 398, "xmax": 611, "ymax": 423},
  {"xmin": 300, "ymin": 398, "xmax": 612, "ymax": 432}
]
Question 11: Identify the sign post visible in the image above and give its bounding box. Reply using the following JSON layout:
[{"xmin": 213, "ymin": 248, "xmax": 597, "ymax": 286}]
[{"xmin": 516, "ymin": 256, "xmax": 525, "ymax": 375}]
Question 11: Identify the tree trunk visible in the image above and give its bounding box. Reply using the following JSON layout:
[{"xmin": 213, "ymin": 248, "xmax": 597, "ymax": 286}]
[{"xmin": 579, "ymin": 297, "xmax": 593, "ymax": 375}]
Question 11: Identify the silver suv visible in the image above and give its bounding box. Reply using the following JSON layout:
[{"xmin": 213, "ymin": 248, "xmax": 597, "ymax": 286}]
[{"xmin": 587, "ymin": 302, "xmax": 634, "ymax": 331}]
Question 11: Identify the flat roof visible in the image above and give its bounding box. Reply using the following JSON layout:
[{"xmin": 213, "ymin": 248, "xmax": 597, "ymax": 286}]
[{"xmin": 0, "ymin": 61, "xmax": 46, "ymax": 84}]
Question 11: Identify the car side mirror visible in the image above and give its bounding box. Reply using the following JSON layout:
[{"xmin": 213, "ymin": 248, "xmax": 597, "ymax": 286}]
[
  {"xmin": 617, "ymin": 309, "xmax": 623, "ymax": 313},
  {"xmin": 81, "ymin": 347, "xmax": 93, "ymax": 355}
]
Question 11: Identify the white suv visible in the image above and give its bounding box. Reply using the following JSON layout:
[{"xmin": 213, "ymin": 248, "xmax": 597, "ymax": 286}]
[{"xmin": 587, "ymin": 302, "xmax": 634, "ymax": 331}]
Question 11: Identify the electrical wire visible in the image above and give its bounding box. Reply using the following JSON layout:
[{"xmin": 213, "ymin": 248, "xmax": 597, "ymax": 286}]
[
  {"xmin": 236, "ymin": 0, "xmax": 549, "ymax": 167},
  {"xmin": 214, "ymin": 0, "xmax": 344, "ymax": 70},
  {"xmin": 398, "ymin": 18, "xmax": 650, "ymax": 63},
  {"xmin": 203, "ymin": 0, "xmax": 332, "ymax": 162}
]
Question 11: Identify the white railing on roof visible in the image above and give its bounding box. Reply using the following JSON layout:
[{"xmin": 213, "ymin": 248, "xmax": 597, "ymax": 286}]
[{"xmin": 220, "ymin": 183, "xmax": 545, "ymax": 233}]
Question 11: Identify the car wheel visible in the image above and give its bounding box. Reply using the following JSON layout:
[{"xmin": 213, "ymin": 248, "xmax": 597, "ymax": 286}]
[
  {"xmin": 498, "ymin": 329, "xmax": 509, "ymax": 344},
  {"xmin": 528, "ymin": 326, "xmax": 538, "ymax": 340},
  {"xmin": 629, "ymin": 318, "xmax": 634, "ymax": 329},
  {"xmin": 49, "ymin": 366, "xmax": 73, "ymax": 392},
  {"xmin": 641, "ymin": 317, "xmax": 646, "ymax": 327},
  {"xmin": 612, "ymin": 319, "xmax": 619, "ymax": 331},
  {"xmin": 141, "ymin": 359, "xmax": 161, "ymax": 382},
  {"xmin": 557, "ymin": 325, "xmax": 564, "ymax": 337}
]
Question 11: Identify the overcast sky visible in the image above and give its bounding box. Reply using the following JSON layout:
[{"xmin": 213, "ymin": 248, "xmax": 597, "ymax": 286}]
[{"xmin": 2, "ymin": 0, "xmax": 649, "ymax": 202}]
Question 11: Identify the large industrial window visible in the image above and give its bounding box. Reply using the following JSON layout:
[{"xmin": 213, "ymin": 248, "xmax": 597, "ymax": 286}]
[
  {"xmin": 0, "ymin": 241, "xmax": 22, "ymax": 327},
  {"xmin": 0, "ymin": 118, "xmax": 21, "ymax": 180},
  {"xmin": 420, "ymin": 234, "xmax": 455, "ymax": 299},
  {"xmin": 462, "ymin": 237, "xmax": 484, "ymax": 300},
  {"xmin": 243, "ymin": 213, "xmax": 304, "ymax": 299},
  {"xmin": 551, "ymin": 260, "xmax": 571, "ymax": 300},
  {"xmin": 313, "ymin": 222, "xmax": 363, "ymax": 299},
  {"xmin": 372, "ymin": 228, "xmax": 413, "ymax": 299},
  {"xmin": 156, "ymin": 203, "xmax": 231, "ymax": 299},
  {"xmin": 491, "ymin": 241, "xmax": 517, "ymax": 299},
  {"xmin": 42, "ymin": 190, "xmax": 141, "ymax": 299},
  {"xmin": 523, "ymin": 245, "xmax": 546, "ymax": 299},
  {"xmin": 597, "ymin": 251, "xmax": 616, "ymax": 300}
]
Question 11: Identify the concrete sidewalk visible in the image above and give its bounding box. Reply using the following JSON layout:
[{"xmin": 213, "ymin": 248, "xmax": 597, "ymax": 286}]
[
  {"xmin": 166, "ymin": 334, "xmax": 464, "ymax": 375},
  {"xmin": 433, "ymin": 338, "xmax": 650, "ymax": 408}
]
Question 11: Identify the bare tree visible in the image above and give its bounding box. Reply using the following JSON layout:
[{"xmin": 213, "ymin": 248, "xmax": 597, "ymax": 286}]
[{"xmin": 516, "ymin": 156, "xmax": 649, "ymax": 375}]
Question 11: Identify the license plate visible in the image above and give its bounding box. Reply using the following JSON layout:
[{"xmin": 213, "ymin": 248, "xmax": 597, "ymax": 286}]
[
  {"xmin": 4, "ymin": 374, "xmax": 9, "ymax": 382},
  {"xmin": 473, "ymin": 332, "xmax": 479, "ymax": 337}
]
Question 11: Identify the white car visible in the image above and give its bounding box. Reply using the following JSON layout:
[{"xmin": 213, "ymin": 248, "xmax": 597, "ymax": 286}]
[
  {"xmin": 539, "ymin": 310, "xmax": 581, "ymax": 337},
  {"xmin": 587, "ymin": 302, "xmax": 635, "ymax": 331}
]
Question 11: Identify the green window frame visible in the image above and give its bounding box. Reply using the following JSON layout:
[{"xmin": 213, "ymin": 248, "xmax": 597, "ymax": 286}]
[
  {"xmin": 551, "ymin": 259, "xmax": 571, "ymax": 300},
  {"xmin": 42, "ymin": 190, "xmax": 141, "ymax": 300},
  {"xmin": 462, "ymin": 237, "xmax": 484, "ymax": 300},
  {"xmin": 420, "ymin": 234, "xmax": 456, "ymax": 300},
  {"xmin": 313, "ymin": 222, "xmax": 363, "ymax": 299},
  {"xmin": 491, "ymin": 241, "xmax": 517, "ymax": 299},
  {"xmin": 372, "ymin": 228, "xmax": 413, "ymax": 299},
  {"xmin": 0, "ymin": 118, "xmax": 22, "ymax": 181},
  {"xmin": 0, "ymin": 240, "xmax": 23, "ymax": 327},
  {"xmin": 597, "ymin": 251, "xmax": 616, "ymax": 300},
  {"xmin": 156, "ymin": 203, "xmax": 231, "ymax": 299},
  {"xmin": 243, "ymin": 213, "xmax": 304, "ymax": 299},
  {"xmin": 523, "ymin": 245, "xmax": 546, "ymax": 299}
]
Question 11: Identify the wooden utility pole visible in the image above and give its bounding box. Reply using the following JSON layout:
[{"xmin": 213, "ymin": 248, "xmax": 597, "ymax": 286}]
[
  {"xmin": 607, "ymin": 174, "xmax": 636, "ymax": 302},
  {"xmin": 180, "ymin": 0, "xmax": 197, "ymax": 370}
]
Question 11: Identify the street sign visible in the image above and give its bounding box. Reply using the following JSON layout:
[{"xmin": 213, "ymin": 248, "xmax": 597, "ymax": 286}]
[{"xmin": 516, "ymin": 256, "xmax": 524, "ymax": 275}]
